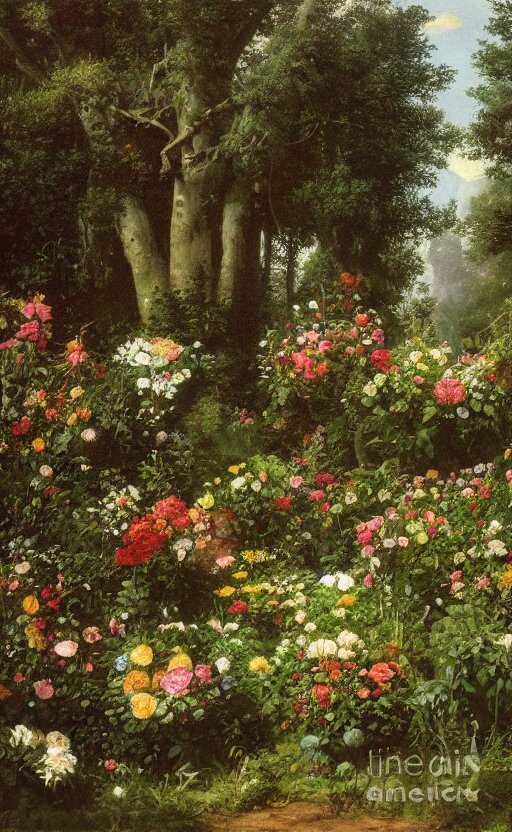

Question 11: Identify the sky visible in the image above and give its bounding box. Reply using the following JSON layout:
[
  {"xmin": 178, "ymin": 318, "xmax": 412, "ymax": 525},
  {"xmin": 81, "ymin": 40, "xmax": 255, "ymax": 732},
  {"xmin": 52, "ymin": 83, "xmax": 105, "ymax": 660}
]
[{"xmin": 399, "ymin": 0, "xmax": 492, "ymax": 193}]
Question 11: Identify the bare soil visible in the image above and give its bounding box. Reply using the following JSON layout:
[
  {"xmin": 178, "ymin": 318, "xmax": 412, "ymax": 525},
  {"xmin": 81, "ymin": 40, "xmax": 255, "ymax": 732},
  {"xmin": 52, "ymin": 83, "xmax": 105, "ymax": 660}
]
[{"xmin": 210, "ymin": 802, "xmax": 432, "ymax": 832}]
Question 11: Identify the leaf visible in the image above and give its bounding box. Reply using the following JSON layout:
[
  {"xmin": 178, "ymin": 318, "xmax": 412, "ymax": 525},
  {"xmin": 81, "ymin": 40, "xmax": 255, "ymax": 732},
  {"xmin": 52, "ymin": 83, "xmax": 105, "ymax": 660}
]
[{"xmin": 422, "ymin": 406, "xmax": 437, "ymax": 424}]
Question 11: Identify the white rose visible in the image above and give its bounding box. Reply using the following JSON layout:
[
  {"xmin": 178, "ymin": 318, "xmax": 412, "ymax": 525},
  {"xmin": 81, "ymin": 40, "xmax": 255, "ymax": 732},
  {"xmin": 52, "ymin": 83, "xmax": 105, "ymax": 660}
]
[
  {"xmin": 304, "ymin": 622, "xmax": 317, "ymax": 633},
  {"xmin": 231, "ymin": 477, "xmax": 246, "ymax": 490},
  {"xmin": 134, "ymin": 352, "xmax": 151, "ymax": 365},
  {"xmin": 113, "ymin": 786, "xmax": 126, "ymax": 798},
  {"xmin": 215, "ymin": 657, "xmax": 231, "ymax": 674},
  {"xmin": 136, "ymin": 377, "xmax": 151, "ymax": 389},
  {"xmin": 336, "ymin": 574, "xmax": 355, "ymax": 592},
  {"xmin": 319, "ymin": 574, "xmax": 336, "ymax": 587}
]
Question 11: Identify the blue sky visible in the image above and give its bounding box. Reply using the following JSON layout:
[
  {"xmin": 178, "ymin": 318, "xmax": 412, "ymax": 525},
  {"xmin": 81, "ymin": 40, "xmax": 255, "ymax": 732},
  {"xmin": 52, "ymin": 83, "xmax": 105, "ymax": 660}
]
[{"xmin": 407, "ymin": 0, "xmax": 491, "ymax": 128}]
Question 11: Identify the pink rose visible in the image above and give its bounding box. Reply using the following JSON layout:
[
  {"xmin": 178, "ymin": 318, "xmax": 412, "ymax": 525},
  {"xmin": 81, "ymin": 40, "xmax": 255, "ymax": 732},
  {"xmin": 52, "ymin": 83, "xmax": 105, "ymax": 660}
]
[
  {"xmin": 54, "ymin": 640, "xmax": 79, "ymax": 658},
  {"xmin": 361, "ymin": 545, "xmax": 375, "ymax": 558},
  {"xmin": 318, "ymin": 340, "xmax": 332, "ymax": 353},
  {"xmin": 216, "ymin": 555, "xmax": 236, "ymax": 569},
  {"xmin": 506, "ymin": 470, "xmax": 512, "ymax": 483},
  {"xmin": 194, "ymin": 664, "xmax": 212, "ymax": 684},
  {"xmin": 357, "ymin": 530, "xmax": 373, "ymax": 545},
  {"xmin": 367, "ymin": 516, "xmax": 384, "ymax": 532},
  {"xmin": 104, "ymin": 759, "xmax": 118, "ymax": 771},
  {"xmin": 475, "ymin": 577, "xmax": 491, "ymax": 590},
  {"xmin": 363, "ymin": 574, "xmax": 373, "ymax": 589},
  {"xmin": 13, "ymin": 672, "xmax": 24, "ymax": 684},
  {"xmin": 35, "ymin": 303, "xmax": 52, "ymax": 322},
  {"xmin": 398, "ymin": 537, "xmax": 409, "ymax": 547},
  {"xmin": 309, "ymin": 490, "xmax": 325, "ymax": 502},
  {"xmin": 413, "ymin": 376, "xmax": 424, "ymax": 385},
  {"xmin": 34, "ymin": 679, "xmax": 54, "ymax": 700},
  {"xmin": 450, "ymin": 570, "xmax": 462, "ymax": 582},
  {"xmin": 21, "ymin": 302, "xmax": 36, "ymax": 319},
  {"xmin": 82, "ymin": 626, "xmax": 103, "ymax": 643},
  {"xmin": 109, "ymin": 618, "xmax": 126, "ymax": 637},
  {"xmin": 160, "ymin": 667, "xmax": 194, "ymax": 696},
  {"xmin": 289, "ymin": 476, "xmax": 304, "ymax": 489}
]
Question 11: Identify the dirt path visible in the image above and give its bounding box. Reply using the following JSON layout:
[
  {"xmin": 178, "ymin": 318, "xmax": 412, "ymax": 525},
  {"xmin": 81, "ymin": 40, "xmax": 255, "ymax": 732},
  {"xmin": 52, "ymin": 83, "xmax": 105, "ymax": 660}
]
[{"xmin": 210, "ymin": 802, "xmax": 432, "ymax": 832}]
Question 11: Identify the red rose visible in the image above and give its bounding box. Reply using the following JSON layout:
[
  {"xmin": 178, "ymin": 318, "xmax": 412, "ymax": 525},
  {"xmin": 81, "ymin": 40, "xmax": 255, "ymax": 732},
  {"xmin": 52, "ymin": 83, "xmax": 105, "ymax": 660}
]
[
  {"xmin": 274, "ymin": 497, "xmax": 292, "ymax": 510},
  {"xmin": 367, "ymin": 662, "xmax": 395, "ymax": 684},
  {"xmin": 228, "ymin": 600, "xmax": 249, "ymax": 614}
]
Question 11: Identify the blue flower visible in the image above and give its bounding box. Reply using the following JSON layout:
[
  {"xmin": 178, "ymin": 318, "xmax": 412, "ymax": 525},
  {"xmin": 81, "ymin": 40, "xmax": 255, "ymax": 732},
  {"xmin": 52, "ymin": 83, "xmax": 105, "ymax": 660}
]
[
  {"xmin": 221, "ymin": 675, "xmax": 238, "ymax": 691},
  {"xmin": 114, "ymin": 653, "xmax": 128, "ymax": 672}
]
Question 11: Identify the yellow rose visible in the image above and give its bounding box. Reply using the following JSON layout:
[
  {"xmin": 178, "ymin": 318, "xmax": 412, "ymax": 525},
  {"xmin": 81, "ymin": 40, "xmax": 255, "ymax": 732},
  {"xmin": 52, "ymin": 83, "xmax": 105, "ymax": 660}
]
[
  {"xmin": 25, "ymin": 622, "xmax": 46, "ymax": 650},
  {"xmin": 214, "ymin": 477, "xmax": 222, "ymax": 485},
  {"xmin": 31, "ymin": 438, "xmax": 45, "ymax": 453},
  {"xmin": 416, "ymin": 531, "xmax": 429, "ymax": 545},
  {"xmin": 337, "ymin": 594, "xmax": 356, "ymax": 608},
  {"xmin": 197, "ymin": 492, "xmax": 215, "ymax": 510},
  {"xmin": 228, "ymin": 465, "xmax": 240, "ymax": 475},
  {"xmin": 504, "ymin": 448, "xmax": 512, "ymax": 461},
  {"xmin": 232, "ymin": 571, "xmax": 248, "ymax": 579},
  {"xmin": 416, "ymin": 362, "xmax": 429, "ymax": 372},
  {"xmin": 167, "ymin": 652, "xmax": 193, "ymax": 671},
  {"xmin": 67, "ymin": 413, "xmax": 78, "ymax": 426},
  {"xmin": 215, "ymin": 586, "xmax": 236, "ymax": 597},
  {"xmin": 70, "ymin": 386, "xmax": 84, "ymax": 399},
  {"xmin": 498, "ymin": 567, "xmax": 512, "ymax": 591},
  {"xmin": 425, "ymin": 470, "xmax": 439, "ymax": 480},
  {"xmin": 249, "ymin": 656, "xmax": 270, "ymax": 673},
  {"xmin": 66, "ymin": 339, "xmax": 80, "ymax": 352},
  {"xmin": 22, "ymin": 595, "xmax": 39, "ymax": 616},
  {"xmin": 130, "ymin": 692, "xmax": 157, "ymax": 720},
  {"xmin": 123, "ymin": 670, "xmax": 150, "ymax": 693},
  {"xmin": 129, "ymin": 644, "xmax": 153, "ymax": 666},
  {"xmin": 152, "ymin": 670, "xmax": 165, "ymax": 690}
]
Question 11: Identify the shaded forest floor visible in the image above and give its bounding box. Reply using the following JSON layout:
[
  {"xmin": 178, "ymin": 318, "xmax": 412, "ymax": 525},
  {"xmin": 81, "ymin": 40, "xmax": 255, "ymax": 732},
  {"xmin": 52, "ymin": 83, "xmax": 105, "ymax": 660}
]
[{"xmin": 209, "ymin": 802, "xmax": 433, "ymax": 832}]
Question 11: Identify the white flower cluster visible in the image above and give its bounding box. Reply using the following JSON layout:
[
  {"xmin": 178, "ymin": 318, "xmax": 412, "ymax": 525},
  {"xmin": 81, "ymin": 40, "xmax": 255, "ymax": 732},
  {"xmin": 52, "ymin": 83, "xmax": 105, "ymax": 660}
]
[
  {"xmin": 113, "ymin": 337, "xmax": 193, "ymax": 422},
  {"xmin": 307, "ymin": 629, "xmax": 365, "ymax": 660},
  {"xmin": 9, "ymin": 726, "xmax": 76, "ymax": 787},
  {"xmin": 86, "ymin": 485, "xmax": 140, "ymax": 537}
]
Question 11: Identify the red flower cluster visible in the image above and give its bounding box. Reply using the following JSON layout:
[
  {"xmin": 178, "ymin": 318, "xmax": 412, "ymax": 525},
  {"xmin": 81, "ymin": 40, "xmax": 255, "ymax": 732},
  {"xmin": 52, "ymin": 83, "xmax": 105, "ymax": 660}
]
[
  {"xmin": 228, "ymin": 600, "xmax": 249, "ymax": 614},
  {"xmin": 291, "ymin": 350, "xmax": 328, "ymax": 380},
  {"xmin": 115, "ymin": 495, "xmax": 191, "ymax": 566},
  {"xmin": 274, "ymin": 497, "xmax": 292, "ymax": 511},
  {"xmin": 370, "ymin": 349, "xmax": 393, "ymax": 373}
]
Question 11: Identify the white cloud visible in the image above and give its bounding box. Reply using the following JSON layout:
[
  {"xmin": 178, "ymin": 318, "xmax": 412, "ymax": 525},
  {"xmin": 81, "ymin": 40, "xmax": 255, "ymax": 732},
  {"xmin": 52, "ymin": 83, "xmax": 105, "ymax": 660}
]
[
  {"xmin": 448, "ymin": 152, "xmax": 486, "ymax": 181},
  {"xmin": 424, "ymin": 13, "xmax": 462, "ymax": 33}
]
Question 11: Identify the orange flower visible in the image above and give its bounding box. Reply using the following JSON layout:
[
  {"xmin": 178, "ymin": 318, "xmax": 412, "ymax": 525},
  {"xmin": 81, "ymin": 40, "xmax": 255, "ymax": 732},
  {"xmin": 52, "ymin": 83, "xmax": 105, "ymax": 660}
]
[
  {"xmin": 123, "ymin": 670, "xmax": 150, "ymax": 694},
  {"xmin": 152, "ymin": 670, "xmax": 165, "ymax": 690},
  {"xmin": 32, "ymin": 438, "xmax": 45, "ymax": 453},
  {"xmin": 356, "ymin": 687, "xmax": 371, "ymax": 700},
  {"xmin": 76, "ymin": 408, "xmax": 92, "ymax": 422},
  {"xmin": 0, "ymin": 683, "xmax": 12, "ymax": 701},
  {"xmin": 22, "ymin": 595, "xmax": 39, "ymax": 615},
  {"xmin": 337, "ymin": 594, "xmax": 356, "ymax": 608}
]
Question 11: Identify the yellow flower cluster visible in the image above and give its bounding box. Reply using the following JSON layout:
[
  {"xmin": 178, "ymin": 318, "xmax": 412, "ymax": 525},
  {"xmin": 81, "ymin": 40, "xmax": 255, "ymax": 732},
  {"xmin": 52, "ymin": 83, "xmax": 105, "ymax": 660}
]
[
  {"xmin": 215, "ymin": 586, "xmax": 236, "ymax": 597},
  {"xmin": 25, "ymin": 622, "xmax": 46, "ymax": 650},
  {"xmin": 498, "ymin": 566, "xmax": 512, "ymax": 591},
  {"xmin": 129, "ymin": 644, "xmax": 153, "ymax": 666},
  {"xmin": 130, "ymin": 692, "xmax": 157, "ymax": 719},
  {"xmin": 123, "ymin": 670, "xmax": 150, "ymax": 694},
  {"xmin": 22, "ymin": 595, "xmax": 39, "ymax": 615},
  {"xmin": 241, "ymin": 550, "xmax": 267, "ymax": 564},
  {"xmin": 249, "ymin": 656, "xmax": 270, "ymax": 673}
]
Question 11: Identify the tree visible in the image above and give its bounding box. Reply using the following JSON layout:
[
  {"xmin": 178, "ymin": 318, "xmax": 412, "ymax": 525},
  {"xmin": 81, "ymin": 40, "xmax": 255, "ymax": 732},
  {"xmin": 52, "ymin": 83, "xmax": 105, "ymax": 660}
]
[
  {"xmin": 465, "ymin": 0, "xmax": 512, "ymax": 331},
  {"xmin": 0, "ymin": 0, "xmax": 457, "ymax": 332}
]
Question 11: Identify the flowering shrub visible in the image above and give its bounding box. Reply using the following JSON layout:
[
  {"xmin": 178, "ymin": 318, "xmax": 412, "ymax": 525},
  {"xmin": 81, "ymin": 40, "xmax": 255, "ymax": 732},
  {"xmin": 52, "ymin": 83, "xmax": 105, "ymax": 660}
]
[
  {"xmin": 2, "ymin": 287, "xmax": 512, "ymax": 822},
  {"xmin": 112, "ymin": 336, "xmax": 201, "ymax": 425}
]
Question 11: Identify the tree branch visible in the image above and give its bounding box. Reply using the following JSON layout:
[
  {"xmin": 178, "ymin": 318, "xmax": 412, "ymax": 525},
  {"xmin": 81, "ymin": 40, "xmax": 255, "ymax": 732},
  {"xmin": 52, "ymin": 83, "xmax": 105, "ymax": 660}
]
[
  {"xmin": 229, "ymin": 2, "xmax": 275, "ymax": 62},
  {"xmin": 115, "ymin": 107, "xmax": 174, "ymax": 139},
  {"xmin": 160, "ymin": 98, "xmax": 231, "ymax": 173},
  {"xmin": 0, "ymin": 26, "xmax": 45, "ymax": 83}
]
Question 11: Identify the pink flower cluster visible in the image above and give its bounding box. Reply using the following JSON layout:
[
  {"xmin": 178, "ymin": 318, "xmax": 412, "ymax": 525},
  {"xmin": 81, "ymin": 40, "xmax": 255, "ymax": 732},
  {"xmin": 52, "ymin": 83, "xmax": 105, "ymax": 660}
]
[{"xmin": 433, "ymin": 377, "xmax": 465, "ymax": 405}]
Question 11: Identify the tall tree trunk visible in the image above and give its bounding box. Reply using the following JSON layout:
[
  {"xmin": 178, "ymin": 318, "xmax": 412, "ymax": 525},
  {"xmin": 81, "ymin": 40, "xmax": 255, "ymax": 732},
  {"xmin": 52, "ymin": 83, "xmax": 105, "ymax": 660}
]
[
  {"xmin": 118, "ymin": 195, "xmax": 168, "ymax": 323},
  {"xmin": 261, "ymin": 219, "xmax": 273, "ymax": 304},
  {"xmin": 169, "ymin": 87, "xmax": 224, "ymax": 300},
  {"xmin": 285, "ymin": 234, "xmax": 298, "ymax": 310},
  {"xmin": 217, "ymin": 181, "xmax": 250, "ymax": 303}
]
